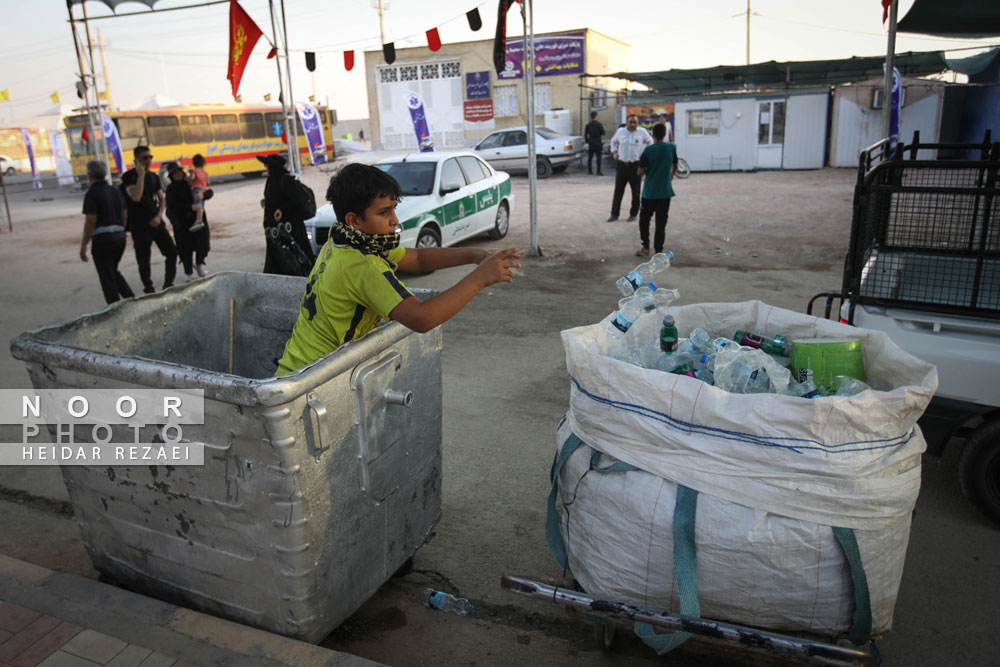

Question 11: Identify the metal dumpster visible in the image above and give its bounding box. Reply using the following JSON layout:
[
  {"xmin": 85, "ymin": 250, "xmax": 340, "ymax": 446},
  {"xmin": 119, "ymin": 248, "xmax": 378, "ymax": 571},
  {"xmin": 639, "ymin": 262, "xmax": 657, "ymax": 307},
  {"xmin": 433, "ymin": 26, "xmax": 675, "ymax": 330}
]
[{"xmin": 9, "ymin": 271, "xmax": 443, "ymax": 642}]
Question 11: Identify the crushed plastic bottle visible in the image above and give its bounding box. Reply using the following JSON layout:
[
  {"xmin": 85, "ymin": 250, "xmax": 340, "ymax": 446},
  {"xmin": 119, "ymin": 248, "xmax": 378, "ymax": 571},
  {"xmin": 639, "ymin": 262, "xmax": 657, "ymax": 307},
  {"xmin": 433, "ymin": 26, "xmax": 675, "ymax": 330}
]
[
  {"xmin": 616, "ymin": 251, "xmax": 675, "ymax": 296},
  {"xmin": 421, "ymin": 588, "xmax": 475, "ymax": 616},
  {"xmin": 832, "ymin": 376, "xmax": 873, "ymax": 396},
  {"xmin": 713, "ymin": 346, "xmax": 791, "ymax": 395}
]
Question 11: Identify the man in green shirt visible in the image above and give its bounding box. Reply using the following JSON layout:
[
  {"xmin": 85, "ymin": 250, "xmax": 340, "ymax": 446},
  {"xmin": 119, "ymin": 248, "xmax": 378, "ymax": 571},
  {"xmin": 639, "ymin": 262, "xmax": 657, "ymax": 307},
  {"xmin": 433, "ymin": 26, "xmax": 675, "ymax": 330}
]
[
  {"xmin": 277, "ymin": 163, "xmax": 521, "ymax": 374},
  {"xmin": 634, "ymin": 122, "xmax": 678, "ymax": 258}
]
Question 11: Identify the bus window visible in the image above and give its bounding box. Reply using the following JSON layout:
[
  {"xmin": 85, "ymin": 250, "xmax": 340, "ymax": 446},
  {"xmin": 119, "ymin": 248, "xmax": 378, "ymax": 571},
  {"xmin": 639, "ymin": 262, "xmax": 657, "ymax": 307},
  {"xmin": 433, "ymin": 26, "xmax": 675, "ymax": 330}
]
[
  {"xmin": 264, "ymin": 112, "xmax": 285, "ymax": 139},
  {"xmin": 116, "ymin": 117, "xmax": 148, "ymax": 151},
  {"xmin": 147, "ymin": 116, "xmax": 182, "ymax": 145},
  {"xmin": 181, "ymin": 115, "xmax": 211, "ymax": 143},
  {"xmin": 211, "ymin": 114, "xmax": 240, "ymax": 141},
  {"xmin": 240, "ymin": 113, "xmax": 265, "ymax": 139},
  {"xmin": 66, "ymin": 127, "xmax": 94, "ymax": 157}
]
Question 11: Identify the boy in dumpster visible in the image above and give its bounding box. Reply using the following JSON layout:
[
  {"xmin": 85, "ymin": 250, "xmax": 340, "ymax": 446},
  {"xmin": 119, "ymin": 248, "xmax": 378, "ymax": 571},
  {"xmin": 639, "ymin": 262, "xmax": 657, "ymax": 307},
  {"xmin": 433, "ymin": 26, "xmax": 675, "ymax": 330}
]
[{"xmin": 276, "ymin": 162, "xmax": 521, "ymax": 374}]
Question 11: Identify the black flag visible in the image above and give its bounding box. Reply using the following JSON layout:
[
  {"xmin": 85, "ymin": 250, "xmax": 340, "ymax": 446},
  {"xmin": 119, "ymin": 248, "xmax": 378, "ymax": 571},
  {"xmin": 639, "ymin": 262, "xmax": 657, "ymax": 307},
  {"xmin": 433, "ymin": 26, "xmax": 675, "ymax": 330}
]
[
  {"xmin": 383, "ymin": 42, "xmax": 396, "ymax": 64},
  {"xmin": 467, "ymin": 7, "xmax": 482, "ymax": 31},
  {"xmin": 305, "ymin": 51, "xmax": 316, "ymax": 72},
  {"xmin": 493, "ymin": 0, "xmax": 519, "ymax": 75}
]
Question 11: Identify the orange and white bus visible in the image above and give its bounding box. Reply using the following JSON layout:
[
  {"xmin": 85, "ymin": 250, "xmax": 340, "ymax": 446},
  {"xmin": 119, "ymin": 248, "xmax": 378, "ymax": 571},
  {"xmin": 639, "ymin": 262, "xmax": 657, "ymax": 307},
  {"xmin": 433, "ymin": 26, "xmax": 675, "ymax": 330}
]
[{"xmin": 64, "ymin": 104, "xmax": 336, "ymax": 180}]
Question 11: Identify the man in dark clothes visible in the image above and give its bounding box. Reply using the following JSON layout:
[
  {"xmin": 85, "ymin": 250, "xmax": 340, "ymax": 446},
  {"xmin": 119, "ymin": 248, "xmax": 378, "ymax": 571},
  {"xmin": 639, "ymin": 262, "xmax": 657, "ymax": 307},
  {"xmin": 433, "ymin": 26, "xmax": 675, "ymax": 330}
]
[
  {"xmin": 121, "ymin": 145, "xmax": 177, "ymax": 293},
  {"xmin": 164, "ymin": 162, "xmax": 210, "ymax": 282},
  {"xmin": 258, "ymin": 153, "xmax": 316, "ymax": 276},
  {"xmin": 584, "ymin": 111, "xmax": 605, "ymax": 176},
  {"xmin": 80, "ymin": 160, "xmax": 134, "ymax": 304}
]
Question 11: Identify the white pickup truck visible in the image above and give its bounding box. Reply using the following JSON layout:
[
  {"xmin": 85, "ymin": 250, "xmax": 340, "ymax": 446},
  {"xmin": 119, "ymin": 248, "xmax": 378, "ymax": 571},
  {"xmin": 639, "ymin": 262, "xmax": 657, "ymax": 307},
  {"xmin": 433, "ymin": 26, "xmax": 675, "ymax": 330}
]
[{"xmin": 811, "ymin": 134, "xmax": 1000, "ymax": 526}]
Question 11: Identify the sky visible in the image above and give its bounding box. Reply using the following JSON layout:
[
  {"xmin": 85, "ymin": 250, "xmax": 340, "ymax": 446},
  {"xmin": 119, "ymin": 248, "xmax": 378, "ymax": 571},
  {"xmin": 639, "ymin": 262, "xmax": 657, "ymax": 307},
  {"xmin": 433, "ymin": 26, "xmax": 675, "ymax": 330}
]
[{"xmin": 0, "ymin": 0, "xmax": 996, "ymax": 127}]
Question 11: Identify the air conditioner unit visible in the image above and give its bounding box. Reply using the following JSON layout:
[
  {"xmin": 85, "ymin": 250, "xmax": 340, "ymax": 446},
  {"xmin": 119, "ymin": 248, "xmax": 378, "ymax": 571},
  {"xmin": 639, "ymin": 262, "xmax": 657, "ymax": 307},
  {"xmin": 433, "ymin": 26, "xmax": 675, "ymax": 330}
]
[{"xmin": 873, "ymin": 87, "xmax": 906, "ymax": 109}]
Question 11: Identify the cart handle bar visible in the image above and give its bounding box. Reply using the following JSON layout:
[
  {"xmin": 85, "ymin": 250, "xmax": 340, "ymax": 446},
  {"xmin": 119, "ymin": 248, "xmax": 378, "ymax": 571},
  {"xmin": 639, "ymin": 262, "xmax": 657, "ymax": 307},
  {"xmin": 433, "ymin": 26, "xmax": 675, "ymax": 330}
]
[{"xmin": 500, "ymin": 575, "xmax": 875, "ymax": 667}]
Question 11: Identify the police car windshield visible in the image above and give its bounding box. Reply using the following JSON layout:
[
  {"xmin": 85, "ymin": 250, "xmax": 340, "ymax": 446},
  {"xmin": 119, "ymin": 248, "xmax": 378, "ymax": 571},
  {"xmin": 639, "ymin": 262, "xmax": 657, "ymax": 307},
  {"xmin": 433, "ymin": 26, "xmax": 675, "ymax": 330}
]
[{"xmin": 376, "ymin": 162, "xmax": 436, "ymax": 196}]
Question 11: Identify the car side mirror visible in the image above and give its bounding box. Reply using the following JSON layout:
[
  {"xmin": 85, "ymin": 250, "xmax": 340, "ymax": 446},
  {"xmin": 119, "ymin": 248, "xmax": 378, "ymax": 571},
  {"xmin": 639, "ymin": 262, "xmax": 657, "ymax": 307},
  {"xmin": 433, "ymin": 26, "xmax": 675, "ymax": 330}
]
[{"xmin": 440, "ymin": 182, "xmax": 462, "ymax": 195}]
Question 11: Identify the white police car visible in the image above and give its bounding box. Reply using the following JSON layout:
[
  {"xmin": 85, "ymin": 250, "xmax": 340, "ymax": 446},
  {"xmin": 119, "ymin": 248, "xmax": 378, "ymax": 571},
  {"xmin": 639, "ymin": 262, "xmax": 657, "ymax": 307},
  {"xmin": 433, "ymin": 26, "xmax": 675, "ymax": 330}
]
[{"xmin": 305, "ymin": 151, "xmax": 514, "ymax": 255}]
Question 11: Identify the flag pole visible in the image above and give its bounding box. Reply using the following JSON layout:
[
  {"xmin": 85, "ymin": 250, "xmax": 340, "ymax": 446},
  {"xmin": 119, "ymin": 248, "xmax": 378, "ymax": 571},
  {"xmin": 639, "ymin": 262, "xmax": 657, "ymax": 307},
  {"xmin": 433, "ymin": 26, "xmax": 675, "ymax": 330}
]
[
  {"xmin": 524, "ymin": 0, "xmax": 540, "ymax": 257},
  {"xmin": 267, "ymin": 0, "xmax": 293, "ymax": 175},
  {"xmin": 80, "ymin": 1, "xmax": 111, "ymax": 174},
  {"xmin": 882, "ymin": 0, "xmax": 898, "ymax": 153},
  {"xmin": 280, "ymin": 0, "xmax": 302, "ymax": 177}
]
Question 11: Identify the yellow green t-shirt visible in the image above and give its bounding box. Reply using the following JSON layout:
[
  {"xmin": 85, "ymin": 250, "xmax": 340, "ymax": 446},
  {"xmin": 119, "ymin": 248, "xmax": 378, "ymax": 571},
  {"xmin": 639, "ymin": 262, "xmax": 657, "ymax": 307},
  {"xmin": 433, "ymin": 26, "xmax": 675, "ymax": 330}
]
[{"xmin": 276, "ymin": 243, "xmax": 411, "ymax": 374}]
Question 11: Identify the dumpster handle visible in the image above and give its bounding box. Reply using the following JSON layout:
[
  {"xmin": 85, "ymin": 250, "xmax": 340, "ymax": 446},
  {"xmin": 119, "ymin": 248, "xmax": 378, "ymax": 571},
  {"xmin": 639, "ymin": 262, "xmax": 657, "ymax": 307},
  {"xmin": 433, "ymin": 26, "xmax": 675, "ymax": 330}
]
[
  {"xmin": 384, "ymin": 389, "xmax": 413, "ymax": 407},
  {"xmin": 306, "ymin": 392, "xmax": 328, "ymax": 459}
]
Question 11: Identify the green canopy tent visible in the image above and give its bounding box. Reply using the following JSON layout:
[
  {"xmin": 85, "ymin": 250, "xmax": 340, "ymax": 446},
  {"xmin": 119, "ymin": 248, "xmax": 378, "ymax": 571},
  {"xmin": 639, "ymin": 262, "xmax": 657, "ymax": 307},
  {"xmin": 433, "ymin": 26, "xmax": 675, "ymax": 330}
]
[{"xmin": 898, "ymin": 0, "xmax": 1000, "ymax": 38}]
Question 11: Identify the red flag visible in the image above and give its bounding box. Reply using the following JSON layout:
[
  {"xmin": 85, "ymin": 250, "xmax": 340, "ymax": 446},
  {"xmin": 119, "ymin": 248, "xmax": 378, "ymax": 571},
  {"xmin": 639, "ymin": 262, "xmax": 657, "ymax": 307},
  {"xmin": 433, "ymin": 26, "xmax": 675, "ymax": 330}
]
[
  {"xmin": 426, "ymin": 27, "xmax": 442, "ymax": 52},
  {"xmin": 881, "ymin": 0, "xmax": 893, "ymax": 23},
  {"xmin": 81, "ymin": 125, "xmax": 89, "ymax": 144},
  {"xmin": 227, "ymin": 0, "xmax": 263, "ymax": 99},
  {"xmin": 344, "ymin": 50, "xmax": 355, "ymax": 71},
  {"xmin": 267, "ymin": 46, "xmax": 278, "ymax": 59}
]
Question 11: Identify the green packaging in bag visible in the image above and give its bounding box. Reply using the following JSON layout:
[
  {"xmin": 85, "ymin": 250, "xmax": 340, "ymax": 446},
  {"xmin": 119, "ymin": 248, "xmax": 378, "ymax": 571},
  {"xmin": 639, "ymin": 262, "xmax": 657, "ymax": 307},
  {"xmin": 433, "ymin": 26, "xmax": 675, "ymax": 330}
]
[{"xmin": 790, "ymin": 339, "xmax": 865, "ymax": 393}]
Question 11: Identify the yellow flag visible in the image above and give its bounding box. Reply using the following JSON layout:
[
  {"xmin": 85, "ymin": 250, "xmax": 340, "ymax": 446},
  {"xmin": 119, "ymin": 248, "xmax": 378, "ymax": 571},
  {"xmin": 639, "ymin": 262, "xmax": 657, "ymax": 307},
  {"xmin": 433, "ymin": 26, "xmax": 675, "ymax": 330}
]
[
  {"xmin": 50, "ymin": 90, "xmax": 60, "ymax": 105},
  {"xmin": 98, "ymin": 91, "xmax": 108, "ymax": 101},
  {"xmin": 0, "ymin": 89, "xmax": 9, "ymax": 102},
  {"xmin": 235, "ymin": 94, "xmax": 242, "ymax": 103},
  {"xmin": 264, "ymin": 93, "xmax": 271, "ymax": 101}
]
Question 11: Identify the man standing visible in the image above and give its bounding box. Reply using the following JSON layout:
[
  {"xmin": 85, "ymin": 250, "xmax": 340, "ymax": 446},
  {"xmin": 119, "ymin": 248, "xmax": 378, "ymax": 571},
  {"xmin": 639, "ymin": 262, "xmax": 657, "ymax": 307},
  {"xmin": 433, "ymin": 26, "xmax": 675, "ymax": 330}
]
[
  {"xmin": 658, "ymin": 113, "xmax": 674, "ymax": 142},
  {"xmin": 80, "ymin": 160, "xmax": 134, "ymax": 304},
  {"xmin": 607, "ymin": 114, "xmax": 652, "ymax": 222},
  {"xmin": 584, "ymin": 111, "xmax": 605, "ymax": 176},
  {"xmin": 121, "ymin": 145, "xmax": 176, "ymax": 293},
  {"xmin": 634, "ymin": 122, "xmax": 678, "ymax": 257}
]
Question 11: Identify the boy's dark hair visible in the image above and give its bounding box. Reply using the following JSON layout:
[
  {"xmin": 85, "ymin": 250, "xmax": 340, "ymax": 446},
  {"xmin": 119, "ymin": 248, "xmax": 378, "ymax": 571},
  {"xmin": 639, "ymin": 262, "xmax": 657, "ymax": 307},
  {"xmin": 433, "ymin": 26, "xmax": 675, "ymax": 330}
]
[
  {"xmin": 652, "ymin": 123, "xmax": 666, "ymax": 141},
  {"xmin": 590, "ymin": 111, "xmax": 598, "ymax": 119},
  {"xmin": 327, "ymin": 163, "xmax": 403, "ymax": 223},
  {"xmin": 192, "ymin": 154, "xmax": 205, "ymax": 167},
  {"xmin": 133, "ymin": 145, "xmax": 150, "ymax": 158}
]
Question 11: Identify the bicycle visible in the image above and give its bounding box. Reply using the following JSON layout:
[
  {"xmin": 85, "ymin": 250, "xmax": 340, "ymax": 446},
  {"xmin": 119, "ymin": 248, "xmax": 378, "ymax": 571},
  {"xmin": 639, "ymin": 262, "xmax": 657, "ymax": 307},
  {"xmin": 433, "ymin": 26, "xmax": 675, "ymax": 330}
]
[{"xmin": 675, "ymin": 157, "xmax": 691, "ymax": 179}]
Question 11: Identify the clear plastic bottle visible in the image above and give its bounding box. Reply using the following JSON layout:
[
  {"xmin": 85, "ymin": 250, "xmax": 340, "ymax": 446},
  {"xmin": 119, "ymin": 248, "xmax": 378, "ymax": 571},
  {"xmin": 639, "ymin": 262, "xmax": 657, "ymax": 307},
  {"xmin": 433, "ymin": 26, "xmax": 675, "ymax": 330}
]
[
  {"xmin": 714, "ymin": 347, "xmax": 791, "ymax": 394},
  {"xmin": 421, "ymin": 588, "xmax": 475, "ymax": 616},
  {"xmin": 694, "ymin": 367, "xmax": 715, "ymax": 385},
  {"xmin": 677, "ymin": 328, "xmax": 712, "ymax": 356},
  {"xmin": 606, "ymin": 296, "xmax": 642, "ymax": 339},
  {"xmin": 616, "ymin": 251, "xmax": 675, "ymax": 296},
  {"xmin": 832, "ymin": 376, "xmax": 872, "ymax": 396}
]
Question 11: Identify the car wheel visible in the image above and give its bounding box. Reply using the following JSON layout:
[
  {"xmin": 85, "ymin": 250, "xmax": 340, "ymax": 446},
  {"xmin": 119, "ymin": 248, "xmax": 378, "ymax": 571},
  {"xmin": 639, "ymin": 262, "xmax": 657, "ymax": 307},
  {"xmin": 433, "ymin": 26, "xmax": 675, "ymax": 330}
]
[
  {"xmin": 488, "ymin": 201, "xmax": 509, "ymax": 240},
  {"xmin": 536, "ymin": 157, "xmax": 552, "ymax": 179},
  {"xmin": 416, "ymin": 226, "xmax": 441, "ymax": 249},
  {"xmin": 959, "ymin": 418, "xmax": 1000, "ymax": 526},
  {"xmin": 5, "ymin": 167, "xmax": 14, "ymax": 176},
  {"xmin": 552, "ymin": 164, "xmax": 567, "ymax": 174}
]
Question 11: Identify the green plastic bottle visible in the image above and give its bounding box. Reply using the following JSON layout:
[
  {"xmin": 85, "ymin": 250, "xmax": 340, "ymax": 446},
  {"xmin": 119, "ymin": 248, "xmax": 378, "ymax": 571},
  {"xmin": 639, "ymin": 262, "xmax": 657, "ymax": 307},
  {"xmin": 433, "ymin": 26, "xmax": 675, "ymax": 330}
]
[
  {"xmin": 733, "ymin": 330, "xmax": 791, "ymax": 356},
  {"xmin": 660, "ymin": 315, "xmax": 678, "ymax": 354}
]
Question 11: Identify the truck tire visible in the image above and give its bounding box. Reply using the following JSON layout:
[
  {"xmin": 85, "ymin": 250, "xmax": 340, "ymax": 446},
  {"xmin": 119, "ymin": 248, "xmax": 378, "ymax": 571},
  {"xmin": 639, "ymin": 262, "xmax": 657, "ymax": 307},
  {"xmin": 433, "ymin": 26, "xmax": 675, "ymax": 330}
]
[{"xmin": 958, "ymin": 418, "xmax": 1000, "ymax": 526}]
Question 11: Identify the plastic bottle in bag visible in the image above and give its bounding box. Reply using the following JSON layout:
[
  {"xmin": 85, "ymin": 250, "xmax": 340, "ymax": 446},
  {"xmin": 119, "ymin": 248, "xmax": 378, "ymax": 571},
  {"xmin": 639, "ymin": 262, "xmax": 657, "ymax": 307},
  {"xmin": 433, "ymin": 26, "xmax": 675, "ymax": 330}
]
[
  {"xmin": 734, "ymin": 330, "xmax": 792, "ymax": 357},
  {"xmin": 660, "ymin": 315, "xmax": 679, "ymax": 353},
  {"xmin": 606, "ymin": 296, "xmax": 642, "ymax": 340},
  {"xmin": 833, "ymin": 376, "xmax": 873, "ymax": 396}
]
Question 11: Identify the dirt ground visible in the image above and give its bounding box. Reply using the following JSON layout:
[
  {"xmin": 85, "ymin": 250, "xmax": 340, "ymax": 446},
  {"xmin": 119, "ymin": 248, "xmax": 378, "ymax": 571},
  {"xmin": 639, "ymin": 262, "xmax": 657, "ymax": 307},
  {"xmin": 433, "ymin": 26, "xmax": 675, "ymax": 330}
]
[{"xmin": 0, "ymin": 156, "xmax": 997, "ymax": 667}]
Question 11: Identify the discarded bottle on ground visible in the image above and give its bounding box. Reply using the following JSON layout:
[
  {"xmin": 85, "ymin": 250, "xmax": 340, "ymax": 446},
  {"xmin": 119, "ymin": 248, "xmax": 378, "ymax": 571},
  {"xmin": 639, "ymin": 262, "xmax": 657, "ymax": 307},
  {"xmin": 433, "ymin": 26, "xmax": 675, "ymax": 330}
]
[
  {"xmin": 734, "ymin": 330, "xmax": 792, "ymax": 357},
  {"xmin": 421, "ymin": 588, "xmax": 475, "ymax": 616},
  {"xmin": 616, "ymin": 251, "xmax": 675, "ymax": 296}
]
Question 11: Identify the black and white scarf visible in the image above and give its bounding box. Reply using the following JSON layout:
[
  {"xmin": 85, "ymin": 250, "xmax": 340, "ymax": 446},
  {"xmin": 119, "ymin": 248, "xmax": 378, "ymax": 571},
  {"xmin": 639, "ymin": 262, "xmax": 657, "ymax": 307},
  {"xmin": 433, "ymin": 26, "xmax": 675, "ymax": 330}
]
[{"xmin": 329, "ymin": 220, "xmax": 400, "ymax": 264}]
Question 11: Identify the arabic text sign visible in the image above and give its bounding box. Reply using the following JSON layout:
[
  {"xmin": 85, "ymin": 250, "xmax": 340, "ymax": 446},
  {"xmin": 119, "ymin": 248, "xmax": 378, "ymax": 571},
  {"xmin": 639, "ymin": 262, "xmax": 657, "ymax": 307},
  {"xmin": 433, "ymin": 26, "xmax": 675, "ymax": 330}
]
[
  {"xmin": 466, "ymin": 72, "xmax": 491, "ymax": 100},
  {"xmin": 498, "ymin": 33, "xmax": 585, "ymax": 80}
]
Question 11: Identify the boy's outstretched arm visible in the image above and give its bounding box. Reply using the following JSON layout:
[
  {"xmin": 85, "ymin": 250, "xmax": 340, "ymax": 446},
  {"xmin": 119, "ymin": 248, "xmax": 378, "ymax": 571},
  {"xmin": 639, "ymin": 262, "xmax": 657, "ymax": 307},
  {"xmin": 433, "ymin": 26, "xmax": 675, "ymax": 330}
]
[
  {"xmin": 395, "ymin": 246, "xmax": 489, "ymax": 273},
  {"xmin": 390, "ymin": 248, "xmax": 521, "ymax": 333}
]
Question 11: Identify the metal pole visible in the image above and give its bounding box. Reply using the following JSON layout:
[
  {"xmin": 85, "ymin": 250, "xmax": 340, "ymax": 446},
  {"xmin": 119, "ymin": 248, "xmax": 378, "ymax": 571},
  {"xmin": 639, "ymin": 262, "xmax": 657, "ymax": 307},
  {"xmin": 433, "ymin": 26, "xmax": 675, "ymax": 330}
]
[
  {"xmin": 376, "ymin": 0, "xmax": 386, "ymax": 45},
  {"xmin": 0, "ymin": 172, "xmax": 13, "ymax": 232},
  {"xmin": 525, "ymin": 0, "xmax": 540, "ymax": 257},
  {"xmin": 280, "ymin": 0, "xmax": 301, "ymax": 176},
  {"xmin": 97, "ymin": 29, "xmax": 114, "ymax": 111},
  {"xmin": 746, "ymin": 0, "xmax": 751, "ymax": 65},
  {"xmin": 80, "ymin": 2, "xmax": 111, "ymax": 172},
  {"xmin": 66, "ymin": 1, "xmax": 101, "ymax": 180},
  {"xmin": 267, "ymin": 0, "xmax": 290, "ymax": 169},
  {"xmin": 882, "ymin": 0, "xmax": 898, "ymax": 149}
]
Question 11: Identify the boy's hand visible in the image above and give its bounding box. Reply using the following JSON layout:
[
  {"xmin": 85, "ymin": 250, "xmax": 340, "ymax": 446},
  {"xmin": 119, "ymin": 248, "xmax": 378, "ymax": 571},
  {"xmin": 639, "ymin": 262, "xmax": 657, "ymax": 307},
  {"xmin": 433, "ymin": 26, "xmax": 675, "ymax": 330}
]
[{"xmin": 473, "ymin": 248, "xmax": 521, "ymax": 286}]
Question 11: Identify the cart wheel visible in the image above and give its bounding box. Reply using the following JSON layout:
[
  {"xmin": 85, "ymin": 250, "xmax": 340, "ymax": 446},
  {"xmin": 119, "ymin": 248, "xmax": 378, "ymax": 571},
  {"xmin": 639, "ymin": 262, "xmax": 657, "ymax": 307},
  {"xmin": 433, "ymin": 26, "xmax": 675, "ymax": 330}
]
[{"xmin": 594, "ymin": 622, "xmax": 615, "ymax": 654}]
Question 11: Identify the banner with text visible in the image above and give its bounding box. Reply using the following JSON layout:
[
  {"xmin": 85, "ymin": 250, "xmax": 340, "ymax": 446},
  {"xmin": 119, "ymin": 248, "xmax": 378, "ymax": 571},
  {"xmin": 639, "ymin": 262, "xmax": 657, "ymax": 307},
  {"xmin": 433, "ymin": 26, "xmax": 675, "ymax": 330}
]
[
  {"xmin": 464, "ymin": 100, "xmax": 495, "ymax": 130},
  {"xmin": 295, "ymin": 101, "xmax": 327, "ymax": 165},
  {"xmin": 100, "ymin": 114, "xmax": 125, "ymax": 175},
  {"xmin": 405, "ymin": 91, "xmax": 434, "ymax": 152},
  {"xmin": 466, "ymin": 71, "xmax": 492, "ymax": 100},
  {"xmin": 498, "ymin": 32, "xmax": 585, "ymax": 80}
]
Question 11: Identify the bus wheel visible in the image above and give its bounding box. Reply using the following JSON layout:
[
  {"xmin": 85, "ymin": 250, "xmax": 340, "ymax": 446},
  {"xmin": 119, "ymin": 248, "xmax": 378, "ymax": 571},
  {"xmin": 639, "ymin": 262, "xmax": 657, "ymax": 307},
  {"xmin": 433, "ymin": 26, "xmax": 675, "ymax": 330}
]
[{"xmin": 242, "ymin": 171, "xmax": 266, "ymax": 179}]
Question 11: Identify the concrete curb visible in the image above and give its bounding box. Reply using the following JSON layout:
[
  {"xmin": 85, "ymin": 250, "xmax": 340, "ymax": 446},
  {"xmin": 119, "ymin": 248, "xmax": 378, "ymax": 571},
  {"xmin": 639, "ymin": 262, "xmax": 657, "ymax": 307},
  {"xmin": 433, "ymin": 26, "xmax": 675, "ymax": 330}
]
[{"xmin": 0, "ymin": 555, "xmax": 382, "ymax": 667}]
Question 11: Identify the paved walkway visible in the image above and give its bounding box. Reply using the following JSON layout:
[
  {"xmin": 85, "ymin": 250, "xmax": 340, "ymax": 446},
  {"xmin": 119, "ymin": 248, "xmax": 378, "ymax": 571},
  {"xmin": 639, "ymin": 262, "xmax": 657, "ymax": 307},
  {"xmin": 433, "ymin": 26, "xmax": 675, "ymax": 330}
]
[{"xmin": 0, "ymin": 556, "xmax": 380, "ymax": 667}]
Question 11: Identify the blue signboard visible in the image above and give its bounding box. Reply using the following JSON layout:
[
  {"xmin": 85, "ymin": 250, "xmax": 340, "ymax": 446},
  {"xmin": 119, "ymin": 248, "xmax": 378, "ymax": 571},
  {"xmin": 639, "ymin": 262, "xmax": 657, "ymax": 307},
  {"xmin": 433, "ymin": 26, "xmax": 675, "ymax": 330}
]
[{"xmin": 466, "ymin": 72, "xmax": 491, "ymax": 100}]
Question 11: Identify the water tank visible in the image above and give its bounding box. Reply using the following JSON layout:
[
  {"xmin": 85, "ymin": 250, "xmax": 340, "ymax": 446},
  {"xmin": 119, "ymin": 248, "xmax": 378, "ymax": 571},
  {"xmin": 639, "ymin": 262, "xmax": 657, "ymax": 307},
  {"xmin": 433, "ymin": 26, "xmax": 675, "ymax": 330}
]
[{"xmin": 543, "ymin": 109, "xmax": 573, "ymax": 135}]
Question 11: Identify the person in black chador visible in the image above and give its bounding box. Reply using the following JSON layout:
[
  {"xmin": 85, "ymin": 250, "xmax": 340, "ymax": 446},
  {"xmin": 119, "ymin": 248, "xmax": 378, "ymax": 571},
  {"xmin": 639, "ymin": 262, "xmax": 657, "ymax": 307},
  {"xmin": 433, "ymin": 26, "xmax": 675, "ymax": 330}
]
[
  {"xmin": 257, "ymin": 153, "xmax": 316, "ymax": 275},
  {"xmin": 164, "ymin": 162, "xmax": 211, "ymax": 282},
  {"xmin": 79, "ymin": 159, "xmax": 134, "ymax": 304},
  {"xmin": 121, "ymin": 145, "xmax": 177, "ymax": 293}
]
